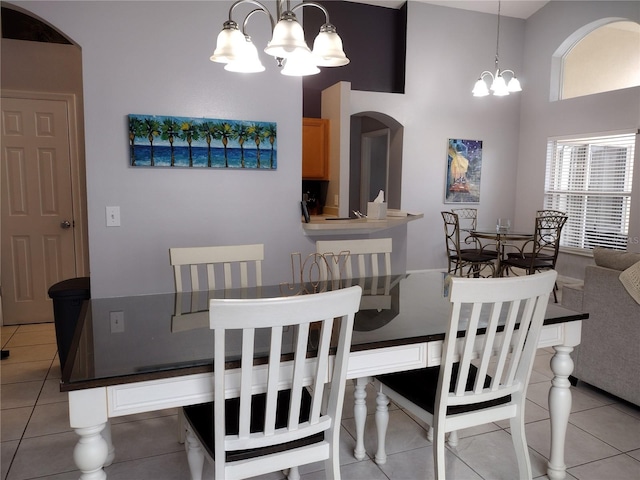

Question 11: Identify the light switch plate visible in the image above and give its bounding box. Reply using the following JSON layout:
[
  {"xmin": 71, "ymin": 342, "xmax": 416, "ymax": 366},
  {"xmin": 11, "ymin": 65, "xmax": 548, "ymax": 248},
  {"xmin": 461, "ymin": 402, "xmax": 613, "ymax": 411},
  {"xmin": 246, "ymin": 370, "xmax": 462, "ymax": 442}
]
[
  {"xmin": 106, "ymin": 206, "xmax": 120, "ymax": 227},
  {"xmin": 110, "ymin": 311, "xmax": 125, "ymax": 333}
]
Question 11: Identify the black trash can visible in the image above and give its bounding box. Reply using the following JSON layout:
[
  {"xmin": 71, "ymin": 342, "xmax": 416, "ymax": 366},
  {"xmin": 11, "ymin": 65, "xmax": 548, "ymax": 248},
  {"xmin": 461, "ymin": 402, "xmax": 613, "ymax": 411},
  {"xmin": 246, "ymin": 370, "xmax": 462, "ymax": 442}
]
[{"xmin": 48, "ymin": 277, "xmax": 90, "ymax": 372}]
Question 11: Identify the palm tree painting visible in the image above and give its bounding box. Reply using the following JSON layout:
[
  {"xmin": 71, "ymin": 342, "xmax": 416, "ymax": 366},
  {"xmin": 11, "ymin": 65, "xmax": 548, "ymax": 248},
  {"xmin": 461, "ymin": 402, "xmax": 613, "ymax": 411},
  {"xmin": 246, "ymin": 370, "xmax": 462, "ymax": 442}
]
[
  {"xmin": 128, "ymin": 114, "xmax": 277, "ymax": 169},
  {"xmin": 160, "ymin": 118, "xmax": 181, "ymax": 167}
]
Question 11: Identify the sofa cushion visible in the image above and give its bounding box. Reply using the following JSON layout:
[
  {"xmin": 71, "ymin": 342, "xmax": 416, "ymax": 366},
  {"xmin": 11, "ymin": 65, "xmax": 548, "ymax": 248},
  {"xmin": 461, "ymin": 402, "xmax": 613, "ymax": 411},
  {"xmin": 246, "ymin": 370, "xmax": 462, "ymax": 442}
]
[
  {"xmin": 593, "ymin": 248, "xmax": 640, "ymax": 271},
  {"xmin": 619, "ymin": 261, "xmax": 640, "ymax": 305}
]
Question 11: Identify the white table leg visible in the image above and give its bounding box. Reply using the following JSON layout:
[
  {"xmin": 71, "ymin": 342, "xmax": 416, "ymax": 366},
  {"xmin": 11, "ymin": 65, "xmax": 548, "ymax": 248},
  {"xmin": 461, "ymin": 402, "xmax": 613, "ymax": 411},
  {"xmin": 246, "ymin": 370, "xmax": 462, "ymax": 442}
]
[
  {"xmin": 69, "ymin": 388, "xmax": 109, "ymax": 479},
  {"xmin": 73, "ymin": 424, "xmax": 109, "ymax": 480},
  {"xmin": 374, "ymin": 390, "xmax": 389, "ymax": 464},
  {"xmin": 547, "ymin": 345, "xmax": 574, "ymax": 480},
  {"xmin": 101, "ymin": 420, "xmax": 115, "ymax": 466},
  {"xmin": 353, "ymin": 377, "xmax": 369, "ymax": 460}
]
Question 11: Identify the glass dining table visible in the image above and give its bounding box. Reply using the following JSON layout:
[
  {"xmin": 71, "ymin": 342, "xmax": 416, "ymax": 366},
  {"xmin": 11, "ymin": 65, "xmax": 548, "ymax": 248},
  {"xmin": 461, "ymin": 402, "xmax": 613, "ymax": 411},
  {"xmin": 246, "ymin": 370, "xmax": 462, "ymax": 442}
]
[
  {"xmin": 61, "ymin": 271, "xmax": 585, "ymax": 480},
  {"xmin": 470, "ymin": 228, "xmax": 534, "ymax": 275}
]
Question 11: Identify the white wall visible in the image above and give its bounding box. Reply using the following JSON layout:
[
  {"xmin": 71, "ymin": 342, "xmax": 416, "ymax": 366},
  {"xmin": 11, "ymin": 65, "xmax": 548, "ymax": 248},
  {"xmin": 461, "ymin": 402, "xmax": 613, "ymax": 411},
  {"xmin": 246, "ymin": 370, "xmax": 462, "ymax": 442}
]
[
  {"xmin": 401, "ymin": 2, "xmax": 524, "ymax": 271},
  {"xmin": 14, "ymin": 1, "xmax": 319, "ymax": 296},
  {"xmin": 13, "ymin": 1, "xmax": 638, "ymax": 296}
]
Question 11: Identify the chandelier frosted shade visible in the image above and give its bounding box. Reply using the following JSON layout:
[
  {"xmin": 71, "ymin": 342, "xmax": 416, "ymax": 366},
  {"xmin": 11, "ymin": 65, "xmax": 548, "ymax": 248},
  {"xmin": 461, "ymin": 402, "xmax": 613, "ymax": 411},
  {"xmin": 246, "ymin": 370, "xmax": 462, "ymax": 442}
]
[
  {"xmin": 224, "ymin": 37, "xmax": 266, "ymax": 73},
  {"xmin": 264, "ymin": 16, "xmax": 310, "ymax": 58},
  {"xmin": 210, "ymin": 21, "xmax": 246, "ymax": 63},
  {"xmin": 281, "ymin": 49, "xmax": 320, "ymax": 76},
  {"xmin": 211, "ymin": 1, "xmax": 349, "ymax": 76},
  {"xmin": 472, "ymin": 78, "xmax": 490, "ymax": 97},
  {"xmin": 312, "ymin": 25, "xmax": 350, "ymax": 67}
]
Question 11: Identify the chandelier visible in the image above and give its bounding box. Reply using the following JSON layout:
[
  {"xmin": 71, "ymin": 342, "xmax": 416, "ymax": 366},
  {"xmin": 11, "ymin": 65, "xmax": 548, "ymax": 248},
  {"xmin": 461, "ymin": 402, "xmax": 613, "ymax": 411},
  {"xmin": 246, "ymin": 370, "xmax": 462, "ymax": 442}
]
[
  {"xmin": 472, "ymin": 1, "xmax": 522, "ymax": 97},
  {"xmin": 210, "ymin": 0, "xmax": 349, "ymax": 76}
]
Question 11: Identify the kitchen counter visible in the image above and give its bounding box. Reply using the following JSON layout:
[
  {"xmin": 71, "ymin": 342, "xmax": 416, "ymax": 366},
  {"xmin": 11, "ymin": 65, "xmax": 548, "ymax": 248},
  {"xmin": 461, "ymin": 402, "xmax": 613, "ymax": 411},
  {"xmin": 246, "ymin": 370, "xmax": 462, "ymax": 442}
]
[{"xmin": 301, "ymin": 213, "xmax": 423, "ymax": 236}]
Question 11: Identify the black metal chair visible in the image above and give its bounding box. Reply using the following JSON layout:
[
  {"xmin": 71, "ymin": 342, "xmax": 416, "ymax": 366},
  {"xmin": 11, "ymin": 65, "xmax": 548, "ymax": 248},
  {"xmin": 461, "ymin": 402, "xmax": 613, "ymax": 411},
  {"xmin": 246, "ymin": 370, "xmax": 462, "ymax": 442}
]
[
  {"xmin": 500, "ymin": 213, "xmax": 568, "ymax": 301},
  {"xmin": 441, "ymin": 211, "xmax": 496, "ymax": 277}
]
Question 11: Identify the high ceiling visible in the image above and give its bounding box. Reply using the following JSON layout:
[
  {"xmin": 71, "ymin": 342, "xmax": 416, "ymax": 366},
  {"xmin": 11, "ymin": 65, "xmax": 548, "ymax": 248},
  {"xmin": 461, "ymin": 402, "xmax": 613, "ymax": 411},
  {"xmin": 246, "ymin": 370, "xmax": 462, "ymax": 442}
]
[{"xmin": 348, "ymin": 1, "xmax": 550, "ymax": 19}]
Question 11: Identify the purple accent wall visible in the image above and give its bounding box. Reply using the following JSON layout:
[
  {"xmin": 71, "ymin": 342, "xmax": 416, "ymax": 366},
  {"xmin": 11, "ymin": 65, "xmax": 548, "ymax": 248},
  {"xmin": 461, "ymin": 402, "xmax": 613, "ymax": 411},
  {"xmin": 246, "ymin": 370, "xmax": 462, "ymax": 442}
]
[{"xmin": 302, "ymin": 1, "xmax": 407, "ymax": 118}]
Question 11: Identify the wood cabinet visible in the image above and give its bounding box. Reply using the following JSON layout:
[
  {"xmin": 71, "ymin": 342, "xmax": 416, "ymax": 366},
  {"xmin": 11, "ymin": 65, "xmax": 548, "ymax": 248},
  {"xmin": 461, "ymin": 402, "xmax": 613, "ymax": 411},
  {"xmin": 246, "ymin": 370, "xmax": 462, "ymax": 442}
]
[{"xmin": 302, "ymin": 118, "xmax": 329, "ymax": 180}]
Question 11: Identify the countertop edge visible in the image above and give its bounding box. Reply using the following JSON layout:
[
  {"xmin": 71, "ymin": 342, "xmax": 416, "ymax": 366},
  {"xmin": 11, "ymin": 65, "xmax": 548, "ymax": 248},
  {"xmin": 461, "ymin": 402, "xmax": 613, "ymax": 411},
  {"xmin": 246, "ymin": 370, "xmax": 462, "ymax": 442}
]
[{"xmin": 301, "ymin": 214, "xmax": 424, "ymax": 236}]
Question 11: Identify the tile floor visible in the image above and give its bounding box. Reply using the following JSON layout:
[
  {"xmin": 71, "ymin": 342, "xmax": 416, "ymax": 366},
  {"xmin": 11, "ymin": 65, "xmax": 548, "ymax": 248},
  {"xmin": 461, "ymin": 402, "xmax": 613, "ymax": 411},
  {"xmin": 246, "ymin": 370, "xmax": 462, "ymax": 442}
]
[{"xmin": 2, "ymin": 322, "xmax": 640, "ymax": 480}]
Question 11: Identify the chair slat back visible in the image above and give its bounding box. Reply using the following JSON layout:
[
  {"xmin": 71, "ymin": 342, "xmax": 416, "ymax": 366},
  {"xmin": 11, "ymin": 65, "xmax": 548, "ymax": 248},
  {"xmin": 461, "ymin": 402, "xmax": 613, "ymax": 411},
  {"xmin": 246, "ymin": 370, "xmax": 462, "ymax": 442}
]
[
  {"xmin": 209, "ymin": 286, "xmax": 362, "ymax": 460},
  {"xmin": 439, "ymin": 271, "xmax": 557, "ymax": 411},
  {"xmin": 316, "ymin": 238, "xmax": 392, "ymax": 280},
  {"xmin": 169, "ymin": 244, "xmax": 264, "ymax": 292}
]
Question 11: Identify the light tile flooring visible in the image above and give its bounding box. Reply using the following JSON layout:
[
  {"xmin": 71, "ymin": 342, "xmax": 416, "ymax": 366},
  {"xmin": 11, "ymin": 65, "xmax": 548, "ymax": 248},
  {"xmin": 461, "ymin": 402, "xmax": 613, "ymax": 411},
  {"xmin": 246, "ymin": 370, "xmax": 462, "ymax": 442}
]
[{"xmin": 2, "ymin": 322, "xmax": 640, "ymax": 480}]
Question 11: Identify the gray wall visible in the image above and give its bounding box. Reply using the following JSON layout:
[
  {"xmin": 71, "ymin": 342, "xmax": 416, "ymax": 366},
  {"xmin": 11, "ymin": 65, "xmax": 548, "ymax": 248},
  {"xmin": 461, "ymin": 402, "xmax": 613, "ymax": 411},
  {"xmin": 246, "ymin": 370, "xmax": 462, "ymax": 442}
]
[
  {"xmin": 11, "ymin": 1, "xmax": 639, "ymax": 297},
  {"xmin": 515, "ymin": 0, "xmax": 640, "ymax": 279}
]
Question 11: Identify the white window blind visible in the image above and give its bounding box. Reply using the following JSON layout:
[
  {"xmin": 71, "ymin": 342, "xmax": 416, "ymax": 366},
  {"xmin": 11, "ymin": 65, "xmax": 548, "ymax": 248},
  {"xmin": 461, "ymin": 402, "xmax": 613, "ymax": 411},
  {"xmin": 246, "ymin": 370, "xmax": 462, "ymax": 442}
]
[{"xmin": 544, "ymin": 131, "xmax": 636, "ymax": 251}]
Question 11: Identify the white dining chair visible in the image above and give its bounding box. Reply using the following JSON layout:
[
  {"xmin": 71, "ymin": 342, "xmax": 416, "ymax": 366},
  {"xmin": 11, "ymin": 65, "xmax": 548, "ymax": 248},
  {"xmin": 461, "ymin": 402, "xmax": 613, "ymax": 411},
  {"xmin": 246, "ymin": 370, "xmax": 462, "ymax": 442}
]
[
  {"xmin": 169, "ymin": 244, "xmax": 264, "ymax": 292},
  {"xmin": 169, "ymin": 244, "xmax": 264, "ymax": 442},
  {"xmin": 372, "ymin": 270, "xmax": 557, "ymax": 479},
  {"xmin": 315, "ymin": 238, "xmax": 392, "ymax": 280},
  {"xmin": 182, "ymin": 286, "xmax": 363, "ymax": 480},
  {"xmin": 315, "ymin": 237, "xmax": 392, "ymax": 461}
]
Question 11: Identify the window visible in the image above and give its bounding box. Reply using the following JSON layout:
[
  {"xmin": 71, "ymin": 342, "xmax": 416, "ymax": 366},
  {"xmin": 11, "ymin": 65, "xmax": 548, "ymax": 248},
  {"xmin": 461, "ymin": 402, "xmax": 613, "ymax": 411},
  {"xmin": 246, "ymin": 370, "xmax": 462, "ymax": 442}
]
[
  {"xmin": 563, "ymin": 21, "xmax": 640, "ymax": 99},
  {"xmin": 544, "ymin": 132, "xmax": 636, "ymax": 251}
]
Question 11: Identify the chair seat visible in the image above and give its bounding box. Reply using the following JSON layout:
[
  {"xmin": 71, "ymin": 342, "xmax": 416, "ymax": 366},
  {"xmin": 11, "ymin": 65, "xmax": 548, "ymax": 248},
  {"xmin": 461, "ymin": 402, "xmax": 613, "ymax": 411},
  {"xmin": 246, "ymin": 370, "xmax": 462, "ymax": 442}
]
[
  {"xmin": 183, "ymin": 388, "xmax": 324, "ymax": 463},
  {"xmin": 460, "ymin": 248, "xmax": 499, "ymax": 259},
  {"xmin": 506, "ymin": 251, "xmax": 553, "ymax": 261},
  {"xmin": 502, "ymin": 256, "xmax": 554, "ymax": 270},
  {"xmin": 452, "ymin": 251, "xmax": 497, "ymax": 263},
  {"xmin": 375, "ymin": 363, "xmax": 511, "ymax": 416}
]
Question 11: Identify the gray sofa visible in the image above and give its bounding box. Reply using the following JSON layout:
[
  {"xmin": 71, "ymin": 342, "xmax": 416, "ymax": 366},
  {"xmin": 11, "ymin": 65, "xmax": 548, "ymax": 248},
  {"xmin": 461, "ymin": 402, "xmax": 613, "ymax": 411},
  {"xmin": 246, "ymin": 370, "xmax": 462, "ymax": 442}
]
[{"xmin": 561, "ymin": 248, "xmax": 640, "ymax": 406}]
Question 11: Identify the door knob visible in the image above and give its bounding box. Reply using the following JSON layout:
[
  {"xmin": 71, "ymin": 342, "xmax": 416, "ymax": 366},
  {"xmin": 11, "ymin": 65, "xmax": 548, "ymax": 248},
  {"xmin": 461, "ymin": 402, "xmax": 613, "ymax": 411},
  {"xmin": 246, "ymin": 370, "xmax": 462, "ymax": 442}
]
[{"xmin": 60, "ymin": 220, "xmax": 72, "ymax": 229}]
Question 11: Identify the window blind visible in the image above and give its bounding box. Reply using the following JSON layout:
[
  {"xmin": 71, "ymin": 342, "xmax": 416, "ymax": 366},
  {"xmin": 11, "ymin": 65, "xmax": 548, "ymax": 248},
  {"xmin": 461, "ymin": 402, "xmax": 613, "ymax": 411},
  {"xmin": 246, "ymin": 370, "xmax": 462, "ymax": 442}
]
[{"xmin": 544, "ymin": 132, "xmax": 636, "ymax": 251}]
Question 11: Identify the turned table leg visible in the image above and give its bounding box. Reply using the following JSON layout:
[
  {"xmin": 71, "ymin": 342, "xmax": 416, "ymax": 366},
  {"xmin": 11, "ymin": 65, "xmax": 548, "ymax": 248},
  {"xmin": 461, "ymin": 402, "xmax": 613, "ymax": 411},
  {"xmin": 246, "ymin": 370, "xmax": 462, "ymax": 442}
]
[
  {"xmin": 547, "ymin": 345, "xmax": 574, "ymax": 480},
  {"xmin": 353, "ymin": 377, "xmax": 369, "ymax": 460},
  {"xmin": 73, "ymin": 424, "xmax": 109, "ymax": 480},
  {"xmin": 374, "ymin": 390, "xmax": 390, "ymax": 464},
  {"xmin": 69, "ymin": 388, "xmax": 109, "ymax": 479}
]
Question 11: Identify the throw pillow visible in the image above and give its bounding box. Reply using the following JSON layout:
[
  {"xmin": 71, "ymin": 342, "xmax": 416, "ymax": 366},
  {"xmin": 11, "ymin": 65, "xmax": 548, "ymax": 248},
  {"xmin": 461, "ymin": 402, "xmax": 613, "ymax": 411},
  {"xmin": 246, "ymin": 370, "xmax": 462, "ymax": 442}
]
[
  {"xmin": 619, "ymin": 260, "xmax": 640, "ymax": 305},
  {"xmin": 593, "ymin": 248, "xmax": 640, "ymax": 271}
]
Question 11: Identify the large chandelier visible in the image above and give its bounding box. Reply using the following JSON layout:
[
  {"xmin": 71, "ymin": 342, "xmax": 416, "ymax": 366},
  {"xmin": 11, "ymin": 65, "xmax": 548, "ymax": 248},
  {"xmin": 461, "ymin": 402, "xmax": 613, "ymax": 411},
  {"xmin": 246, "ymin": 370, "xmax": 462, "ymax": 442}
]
[
  {"xmin": 472, "ymin": 1, "xmax": 522, "ymax": 97},
  {"xmin": 210, "ymin": 0, "xmax": 349, "ymax": 76}
]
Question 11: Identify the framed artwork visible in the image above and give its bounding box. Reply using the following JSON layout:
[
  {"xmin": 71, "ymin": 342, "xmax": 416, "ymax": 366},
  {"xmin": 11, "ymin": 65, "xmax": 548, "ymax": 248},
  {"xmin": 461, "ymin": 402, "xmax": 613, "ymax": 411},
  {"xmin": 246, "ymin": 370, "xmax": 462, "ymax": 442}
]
[
  {"xmin": 128, "ymin": 114, "xmax": 277, "ymax": 169},
  {"xmin": 445, "ymin": 138, "xmax": 482, "ymax": 203}
]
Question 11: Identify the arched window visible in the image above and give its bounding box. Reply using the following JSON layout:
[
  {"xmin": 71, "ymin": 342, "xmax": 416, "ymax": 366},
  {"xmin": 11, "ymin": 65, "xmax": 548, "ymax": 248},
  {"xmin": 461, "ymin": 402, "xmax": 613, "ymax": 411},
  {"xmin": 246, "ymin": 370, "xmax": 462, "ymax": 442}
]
[{"xmin": 550, "ymin": 20, "xmax": 640, "ymax": 101}]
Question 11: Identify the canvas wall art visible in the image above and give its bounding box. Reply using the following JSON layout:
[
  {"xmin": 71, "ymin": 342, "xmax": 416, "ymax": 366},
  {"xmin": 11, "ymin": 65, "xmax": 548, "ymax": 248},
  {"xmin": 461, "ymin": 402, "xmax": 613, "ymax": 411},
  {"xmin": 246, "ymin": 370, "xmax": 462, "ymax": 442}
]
[
  {"xmin": 128, "ymin": 114, "xmax": 277, "ymax": 169},
  {"xmin": 445, "ymin": 138, "xmax": 482, "ymax": 203}
]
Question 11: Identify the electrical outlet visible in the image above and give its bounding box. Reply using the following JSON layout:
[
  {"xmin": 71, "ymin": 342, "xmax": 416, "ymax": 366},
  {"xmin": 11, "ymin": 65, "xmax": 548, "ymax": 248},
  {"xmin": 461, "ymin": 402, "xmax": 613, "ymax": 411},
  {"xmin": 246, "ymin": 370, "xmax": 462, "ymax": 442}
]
[
  {"xmin": 110, "ymin": 311, "xmax": 125, "ymax": 333},
  {"xmin": 106, "ymin": 206, "xmax": 121, "ymax": 227}
]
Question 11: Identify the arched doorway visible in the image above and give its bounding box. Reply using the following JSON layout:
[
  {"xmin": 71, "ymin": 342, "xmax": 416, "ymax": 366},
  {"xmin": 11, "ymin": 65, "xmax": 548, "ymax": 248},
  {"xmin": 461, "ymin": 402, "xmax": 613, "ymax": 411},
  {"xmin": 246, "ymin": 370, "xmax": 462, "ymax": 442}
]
[
  {"xmin": 1, "ymin": 4, "xmax": 88, "ymax": 325},
  {"xmin": 349, "ymin": 112, "xmax": 403, "ymax": 215}
]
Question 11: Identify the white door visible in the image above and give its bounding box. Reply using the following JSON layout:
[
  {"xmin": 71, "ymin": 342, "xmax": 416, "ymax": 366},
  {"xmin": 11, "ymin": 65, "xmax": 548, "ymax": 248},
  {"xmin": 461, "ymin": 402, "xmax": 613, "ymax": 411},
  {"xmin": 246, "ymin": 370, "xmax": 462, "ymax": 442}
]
[{"xmin": 1, "ymin": 96, "xmax": 77, "ymax": 324}]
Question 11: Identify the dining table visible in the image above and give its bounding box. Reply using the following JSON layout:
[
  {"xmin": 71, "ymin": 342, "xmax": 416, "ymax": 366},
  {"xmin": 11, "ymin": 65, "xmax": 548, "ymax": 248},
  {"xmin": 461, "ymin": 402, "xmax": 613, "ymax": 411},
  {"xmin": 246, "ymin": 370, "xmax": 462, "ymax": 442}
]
[
  {"xmin": 61, "ymin": 270, "xmax": 586, "ymax": 480},
  {"xmin": 470, "ymin": 228, "xmax": 535, "ymax": 275}
]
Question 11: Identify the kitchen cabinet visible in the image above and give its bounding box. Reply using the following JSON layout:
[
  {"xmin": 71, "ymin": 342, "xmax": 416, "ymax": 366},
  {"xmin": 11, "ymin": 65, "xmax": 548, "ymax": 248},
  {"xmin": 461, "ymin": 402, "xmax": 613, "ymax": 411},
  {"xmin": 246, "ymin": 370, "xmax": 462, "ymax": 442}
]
[{"xmin": 302, "ymin": 118, "xmax": 329, "ymax": 180}]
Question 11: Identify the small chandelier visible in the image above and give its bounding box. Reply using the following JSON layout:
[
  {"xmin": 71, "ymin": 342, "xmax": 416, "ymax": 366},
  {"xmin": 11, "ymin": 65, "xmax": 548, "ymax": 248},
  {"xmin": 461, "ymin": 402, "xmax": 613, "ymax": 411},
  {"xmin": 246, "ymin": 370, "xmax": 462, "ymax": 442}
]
[
  {"xmin": 210, "ymin": 0, "xmax": 349, "ymax": 76},
  {"xmin": 472, "ymin": 1, "xmax": 522, "ymax": 97}
]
